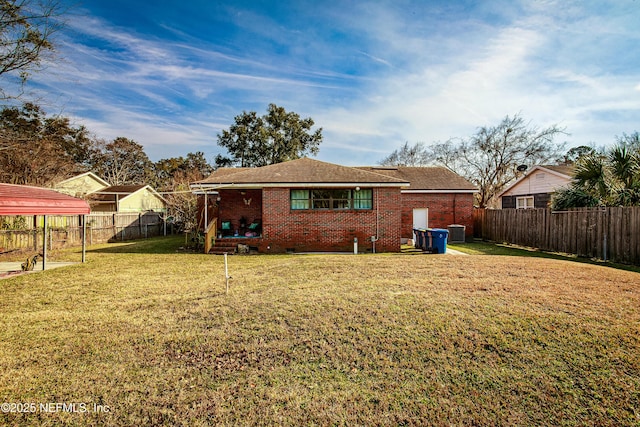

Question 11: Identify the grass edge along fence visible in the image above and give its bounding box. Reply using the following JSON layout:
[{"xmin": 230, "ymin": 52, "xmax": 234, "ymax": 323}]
[
  {"xmin": 0, "ymin": 212, "xmax": 167, "ymax": 254},
  {"xmin": 474, "ymin": 206, "xmax": 640, "ymax": 265}
]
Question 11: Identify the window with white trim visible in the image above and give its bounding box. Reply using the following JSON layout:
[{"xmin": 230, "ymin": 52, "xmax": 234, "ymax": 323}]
[{"xmin": 516, "ymin": 196, "xmax": 534, "ymax": 209}]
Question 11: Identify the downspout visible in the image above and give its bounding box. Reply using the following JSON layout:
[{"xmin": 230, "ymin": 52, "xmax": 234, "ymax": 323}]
[
  {"xmin": 373, "ymin": 189, "xmax": 380, "ymax": 253},
  {"xmin": 453, "ymin": 194, "xmax": 457, "ymax": 224}
]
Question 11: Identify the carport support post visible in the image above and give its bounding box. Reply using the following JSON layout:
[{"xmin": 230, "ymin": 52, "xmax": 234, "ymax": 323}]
[
  {"xmin": 42, "ymin": 215, "xmax": 47, "ymax": 271},
  {"xmin": 82, "ymin": 215, "xmax": 87, "ymax": 263}
]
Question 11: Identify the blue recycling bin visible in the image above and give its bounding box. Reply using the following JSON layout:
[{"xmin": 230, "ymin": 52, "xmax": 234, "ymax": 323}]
[{"xmin": 430, "ymin": 228, "xmax": 449, "ymax": 254}]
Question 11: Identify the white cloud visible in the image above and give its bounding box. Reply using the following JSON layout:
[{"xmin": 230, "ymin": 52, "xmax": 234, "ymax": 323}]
[
  {"xmin": 20, "ymin": 1, "xmax": 640, "ymax": 166},
  {"xmin": 313, "ymin": 2, "xmax": 640, "ymax": 164}
]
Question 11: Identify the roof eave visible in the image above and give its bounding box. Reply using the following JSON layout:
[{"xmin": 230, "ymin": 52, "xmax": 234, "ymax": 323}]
[
  {"xmin": 191, "ymin": 182, "xmax": 409, "ymax": 191},
  {"xmin": 401, "ymin": 189, "xmax": 478, "ymax": 194}
]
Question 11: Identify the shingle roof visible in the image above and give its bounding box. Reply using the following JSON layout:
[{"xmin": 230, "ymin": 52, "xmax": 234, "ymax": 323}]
[
  {"xmin": 194, "ymin": 158, "xmax": 409, "ymax": 187},
  {"xmin": 356, "ymin": 166, "xmax": 477, "ymax": 191},
  {"xmin": 55, "ymin": 171, "xmax": 110, "ymax": 188},
  {"xmin": 540, "ymin": 164, "xmax": 574, "ymax": 177},
  {"xmin": 207, "ymin": 167, "xmax": 250, "ymax": 178}
]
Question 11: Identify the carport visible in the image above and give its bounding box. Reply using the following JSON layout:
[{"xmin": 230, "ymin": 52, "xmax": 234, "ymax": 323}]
[{"xmin": 0, "ymin": 183, "xmax": 91, "ymax": 271}]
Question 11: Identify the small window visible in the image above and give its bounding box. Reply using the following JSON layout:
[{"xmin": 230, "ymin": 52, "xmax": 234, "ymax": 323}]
[
  {"xmin": 331, "ymin": 189, "xmax": 351, "ymax": 209},
  {"xmin": 354, "ymin": 189, "xmax": 373, "ymax": 209},
  {"xmin": 291, "ymin": 190, "xmax": 310, "ymax": 210},
  {"xmin": 311, "ymin": 189, "xmax": 331, "ymax": 209},
  {"xmin": 516, "ymin": 196, "xmax": 534, "ymax": 209}
]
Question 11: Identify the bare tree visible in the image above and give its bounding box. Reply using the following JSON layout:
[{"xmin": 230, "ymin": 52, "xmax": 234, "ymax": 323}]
[
  {"xmin": 430, "ymin": 114, "xmax": 566, "ymax": 208},
  {"xmin": 378, "ymin": 141, "xmax": 430, "ymax": 166},
  {"xmin": 161, "ymin": 169, "xmax": 207, "ymax": 232},
  {"xmin": 0, "ymin": 0, "xmax": 64, "ymax": 100}
]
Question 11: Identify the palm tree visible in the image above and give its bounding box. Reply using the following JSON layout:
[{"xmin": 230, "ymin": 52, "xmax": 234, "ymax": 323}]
[
  {"xmin": 573, "ymin": 152, "xmax": 611, "ymax": 205},
  {"xmin": 609, "ymin": 144, "xmax": 640, "ymax": 205},
  {"xmin": 565, "ymin": 142, "xmax": 640, "ymax": 207}
]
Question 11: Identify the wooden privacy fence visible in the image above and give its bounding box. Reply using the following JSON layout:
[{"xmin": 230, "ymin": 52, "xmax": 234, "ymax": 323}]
[
  {"xmin": 0, "ymin": 212, "xmax": 166, "ymax": 253},
  {"xmin": 474, "ymin": 207, "xmax": 640, "ymax": 265}
]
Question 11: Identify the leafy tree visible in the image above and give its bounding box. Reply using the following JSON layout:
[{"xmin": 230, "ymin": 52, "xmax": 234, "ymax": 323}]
[
  {"xmin": 558, "ymin": 145, "xmax": 596, "ymax": 165},
  {"xmin": 378, "ymin": 141, "xmax": 429, "ymax": 166},
  {"xmin": 150, "ymin": 151, "xmax": 212, "ymax": 190},
  {"xmin": 429, "ymin": 114, "xmax": 566, "ymax": 208},
  {"xmin": 92, "ymin": 137, "xmax": 152, "ymax": 185},
  {"xmin": 559, "ymin": 141, "xmax": 640, "ymax": 207},
  {"xmin": 550, "ymin": 187, "xmax": 599, "ymax": 210},
  {"xmin": 0, "ymin": 0, "xmax": 63, "ymax": 100},
  {"xmin": 216, "ymin": 104, "xmax": 323, "ymax": 167},
  {"xmin": 0, "ymin": 102, "xmax": 94, "ymax": 185},
  {"xmin": 213, "ymin": 153, "xmax": 234, "ymax": 169}
]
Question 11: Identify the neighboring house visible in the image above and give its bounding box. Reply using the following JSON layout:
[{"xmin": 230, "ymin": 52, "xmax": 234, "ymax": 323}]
[
  {"xmin": 499, "ymin": 165, "xmax": 573, "ymax": 209},
  {"xmin": 54, "ymin": 172, "xmax": 110, "ymax": 198},
  {"xmin": 191, "ymin": 158, "xmax": 477, "ymax": 253},
  {"xmin": 89, "ymin": 185, "xmax": 167, "ymax": 213}
]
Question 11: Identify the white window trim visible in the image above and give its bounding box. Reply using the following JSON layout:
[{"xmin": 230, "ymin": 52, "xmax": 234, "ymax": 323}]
[{"xmin": 516, "ymin": 196, "xmax": 535, "ymax": 209}]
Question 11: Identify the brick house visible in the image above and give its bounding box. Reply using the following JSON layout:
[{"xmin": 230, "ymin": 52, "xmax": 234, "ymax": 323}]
[
  {"xmin": 191, "ymin": 158, "xmax": 476, "ymax": 253},
  {"xmin": 356, "ymin": 167, "xmax": 477, "ymax": 242}
]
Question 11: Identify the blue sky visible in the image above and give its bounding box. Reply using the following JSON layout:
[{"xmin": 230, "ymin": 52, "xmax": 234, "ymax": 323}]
[{"xmin": 24, "ymin": 0, "xmax": 640, "ymax": 165}]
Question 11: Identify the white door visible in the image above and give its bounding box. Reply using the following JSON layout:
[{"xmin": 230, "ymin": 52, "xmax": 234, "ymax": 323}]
[{"xmin": 413, "ymin": 208, "xmax": 428, "ymax": 230}]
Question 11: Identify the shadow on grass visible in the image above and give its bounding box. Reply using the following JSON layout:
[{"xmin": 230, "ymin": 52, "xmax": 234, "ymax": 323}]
[
  {"xmin": 85, "ymin": 235, "xmax": 193, "ymax": 255},
  {"xmin": 448, "ymin": 239, "xmax": 640, "ymax": 274}
]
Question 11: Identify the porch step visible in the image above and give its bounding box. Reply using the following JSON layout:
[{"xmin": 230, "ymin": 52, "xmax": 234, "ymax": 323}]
[{"xmin": 208, "ymin": 238, "xmax": 239, "ymax": 255}]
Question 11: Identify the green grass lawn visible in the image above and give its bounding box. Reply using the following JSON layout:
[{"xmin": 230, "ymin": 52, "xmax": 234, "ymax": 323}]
[
  {"xmin": 448, "ymin": 240, "xmax": 640, "ymax": 274},
  {"xmin": 1, "ymin": 236, "xmax": 639, "ymax": 426}
]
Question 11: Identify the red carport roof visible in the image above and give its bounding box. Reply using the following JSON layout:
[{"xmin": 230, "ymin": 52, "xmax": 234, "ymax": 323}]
[{"xmin": 0, "ymin": 183, "xmax": 90, "ymax": 215}]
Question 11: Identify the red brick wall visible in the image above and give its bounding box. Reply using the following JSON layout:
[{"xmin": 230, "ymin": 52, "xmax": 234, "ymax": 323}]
[
  {"xmin": 260, "ymin": 187, "xmax": 402, "ymax": 253},
  {"xmin": 197, "ymin": 189, "xmax": 262, "ymax": 232},
  {"xmin": 400, "ymin": 193, "xmax": 475, "ymax": 238},
  {"xmin": 218, "ymin": 189, "xmax": 263, "ymax": 232}
]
